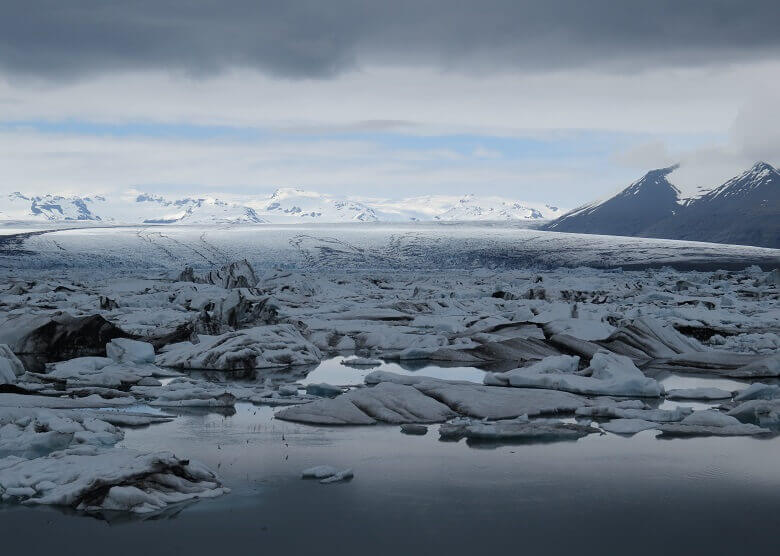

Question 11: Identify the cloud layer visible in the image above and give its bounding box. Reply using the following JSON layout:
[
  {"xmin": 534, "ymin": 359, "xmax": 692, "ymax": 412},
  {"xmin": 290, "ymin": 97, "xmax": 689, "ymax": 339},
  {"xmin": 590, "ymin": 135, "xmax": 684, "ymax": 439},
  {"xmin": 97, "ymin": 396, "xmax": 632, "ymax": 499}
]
[
  {"xmin": 3, "ymin": 1, "xmax": 780, "ymax": 80},
  {"xmin": 1, "ymin": 2, "xmax": 778, "ymax": 204}
]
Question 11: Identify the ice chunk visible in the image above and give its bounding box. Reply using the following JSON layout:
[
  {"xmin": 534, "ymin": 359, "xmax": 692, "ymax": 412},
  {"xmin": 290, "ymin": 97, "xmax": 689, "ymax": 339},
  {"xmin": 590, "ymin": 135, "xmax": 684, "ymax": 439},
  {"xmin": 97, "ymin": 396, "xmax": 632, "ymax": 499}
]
[
  {"xmin": 576, "ymin": 405, "xmax": 691, "ymax": 422},
  {"xmin": 659, "ymin": 410, "xmax": 770, "ymax": 436},
  {"xmin": 0, "ymin": 447, "xmax": 228, "ymax": 513},
  {"xmin": 156, "ymin": 325, "xmax": 322, "ymax": 370},
  {"xmin": 305, "ymin": 383, "xmax": 344, "ymax": 398},
  {"xmin": 301, "ymin": 465, "xmax": 354, "ymax": 484},
  {"xmin": 0, "ymin": 393, "xmax": 135, "ymax": 409},
  {"xmin": 319, "ymin": 469, "xmax": 354, "ymax": 484},
  {"xmin": 439, "ymin": 416, "xmax": 597, "ymax": 442},
  {"xmin": 727, "ymin": 399, "xmax": 780, "ymax": 426},
  {"xmin": 0, "ymin": 408, "xmax": 124, "ymax": 457},
  {"xmin": 731, "ymin": 353, "xmax": 780, "ymax": 377},
  {"xmin": 45, "ymin": 356, "xmax": 171, "ymax": 388},
  {"xmin": 734, "ymin": 383, "xmax": 780, "ymax": 401},
  {"xmin": 542, "ymin": 318, "xmax": 616, "ymax": 341},
  {"xmin": 492, "ymin": 351, "xmax": 662, "ymax": 397},
  {"xmin": 413, "ymin": 380, "xmax": 589, "ymax": 419},
  {"xmin": 599, "ymin": 317, "xmax": 703, "ymax": 360},
  {"xmin": 400, "ymin": 424, "xmax": 428, "ymax": 435},
  {"xmin": 301, "ymin": 465, "xmax": 340, "ymax": 479},
  {"xmin": 106, "ymin": 338, "xmax": 156, "ymax": 364},
  {"xmin": 340, "ymin": 357, "xmax": 382, "ymax": 367},
  {"xmin": 276, "ymin": 382, "xmax": 456, "ymax": 425},
  {"xmin": 484, "ymin": 355, "xmax": 580, "ymax": 387},
  {"xmin": 132, "ymin": 377, "xmax": 236, "ymax": 407},
  {"xmin": 0, "ymin": 344, "xmax": 25, "ymax": 385},
  {"xmin": 665, "ymin": 387, "xmax": 733, "ymax": 400},
  {"xmin": 200, "ymin": 259, "xmax": 258, "ymax": 289}
]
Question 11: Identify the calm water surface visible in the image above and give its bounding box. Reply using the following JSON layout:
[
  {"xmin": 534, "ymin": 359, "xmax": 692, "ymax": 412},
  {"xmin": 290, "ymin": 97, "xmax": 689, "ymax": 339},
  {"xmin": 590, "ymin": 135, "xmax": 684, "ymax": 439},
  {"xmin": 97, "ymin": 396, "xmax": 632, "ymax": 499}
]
[{"xmin": 2, "ymin": 361, "xmax": 780, "ymax": 555}]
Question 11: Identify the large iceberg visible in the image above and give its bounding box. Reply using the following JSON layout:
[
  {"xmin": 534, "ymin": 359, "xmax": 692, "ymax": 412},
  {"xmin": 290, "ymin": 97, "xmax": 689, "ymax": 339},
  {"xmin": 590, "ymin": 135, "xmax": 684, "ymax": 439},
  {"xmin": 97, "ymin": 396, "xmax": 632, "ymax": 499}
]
[
  {"xmin": 485, "ymin": 352, "xmax": 663, "ymax": 397},
  {"xmin": 0, "ymin": 447, "xmax": 228, "ymax": 514},
  {"xmin": 156, "ymin": 325, "xmax": 322, "ymax": 370}
]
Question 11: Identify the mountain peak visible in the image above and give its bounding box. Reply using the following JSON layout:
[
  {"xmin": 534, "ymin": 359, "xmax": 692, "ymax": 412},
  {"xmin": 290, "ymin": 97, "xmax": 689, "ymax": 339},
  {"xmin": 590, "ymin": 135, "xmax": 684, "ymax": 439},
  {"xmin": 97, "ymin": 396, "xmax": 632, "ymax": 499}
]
[
  {"xmin": 751, "ymin": 160, "xmax": 775, "ymax": 170},
  {"xmin": 544, "ymin": 161, "xmax": 778, "ymax": 248}
]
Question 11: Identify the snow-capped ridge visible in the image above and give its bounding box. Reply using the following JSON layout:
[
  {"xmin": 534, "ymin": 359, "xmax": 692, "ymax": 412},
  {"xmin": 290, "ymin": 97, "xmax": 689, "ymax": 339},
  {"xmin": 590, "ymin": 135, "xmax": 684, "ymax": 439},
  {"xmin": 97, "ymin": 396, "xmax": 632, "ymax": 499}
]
[{"xmin": 2, "ymin": 188, "xmax": 567, "ymax": 226}]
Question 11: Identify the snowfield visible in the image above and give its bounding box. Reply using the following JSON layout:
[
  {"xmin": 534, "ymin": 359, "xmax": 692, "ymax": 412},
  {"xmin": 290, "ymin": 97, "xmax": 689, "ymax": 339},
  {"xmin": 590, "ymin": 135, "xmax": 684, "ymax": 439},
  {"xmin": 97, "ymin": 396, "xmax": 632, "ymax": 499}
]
[{"xmin": 0, "ymin": 223, "xmax": 778, "ymax": 519}]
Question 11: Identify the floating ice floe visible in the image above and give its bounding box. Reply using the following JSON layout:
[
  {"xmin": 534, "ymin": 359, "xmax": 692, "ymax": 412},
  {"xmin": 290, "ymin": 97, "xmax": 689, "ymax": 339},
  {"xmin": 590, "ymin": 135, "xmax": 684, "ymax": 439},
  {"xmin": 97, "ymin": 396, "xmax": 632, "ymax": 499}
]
[
  {"xmin": 156, "ymin": 325, "xmax": 322, "ymax": 370},
  {"xmin": 485, "ymin": 352, "xmax": 663, "ymax": 397},
  {"xmin": 305, "ymin": 383, "xmax": 345, "ymax": 398},
  {"xmin": 576, "ymin": 404, "xmax": 692, "ymax": 422},
  {"xmin": 340, "ymin": 356, "xmax": 382, "ymax": 367},
  {"xmin": 727, "ymin": 399, "xmax": 780, "ymax": 427},
  {"xmin": 106, "ymin": 338, "xmax": 156, "ymax": 364},
  {"xmin": 42, "ymin": 352, "xmax": 177, "ymax": 389},
  {"xmin": 0, "ymin": 447, "xmax": 228, "ymax": 513},
  {"xmin": 276, "ymin": 382, "xmax": 457, "ymax": 425},
  {"xmin": 301, "ymin": 465, "xmax": 354, "ymax": 484},
  {"xmin": 649, "ymin": 352, "xmax": 779, "ymax": 378},
  {"xmin": 439, "ymin": 416, "xmax": 598, "ymax": 442},
  {"xmin": 658, "ymin": 410, "xmax": 770, "ymax": 436},
  {"xmin": 665, "ymin": 387, "xmax": 733, "ymax": 400},
  {"xmin": 0, "ymin": 393, "xmax": 135, "ymax": 409},
  {"xmin": 0, "ymin": 407, "xmax": 124, "ymax": 457},
  {"xmin": 368, "ymin": 370, "xmax": 591, "ymax": 418},
  {"xmin": 412, "ymin": 380, "xmax": 589, "ymax": 419},
  {"xmin": 733, "ymin": 383, "xmax": 780, "ymax": 401},
  {"xmin": 400, "ymin": 424, "xmax": 428, "ymax": 435},
  {"xmin": 132, "ymin": 377, "xmax": 237, "ymax": 407},
  {"xmin": 279, "ymin": 371, "xmax": 590, "ymax": 424}
]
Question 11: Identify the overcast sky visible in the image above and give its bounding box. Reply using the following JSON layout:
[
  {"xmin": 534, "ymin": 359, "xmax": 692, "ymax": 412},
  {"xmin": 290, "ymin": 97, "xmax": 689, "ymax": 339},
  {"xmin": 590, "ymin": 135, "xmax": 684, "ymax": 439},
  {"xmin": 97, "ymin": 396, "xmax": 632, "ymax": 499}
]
[{"xmin": 1, "ymin": 1, "xmax": 779, "ymax": 205}]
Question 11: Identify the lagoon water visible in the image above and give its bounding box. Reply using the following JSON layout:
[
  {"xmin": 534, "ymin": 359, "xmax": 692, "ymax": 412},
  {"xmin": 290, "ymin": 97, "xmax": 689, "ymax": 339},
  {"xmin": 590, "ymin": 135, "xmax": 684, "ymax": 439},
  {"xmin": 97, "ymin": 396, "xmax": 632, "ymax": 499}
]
[{"xmin": 3, "ymin": 359, "xmax": 780, "ymax": 555}]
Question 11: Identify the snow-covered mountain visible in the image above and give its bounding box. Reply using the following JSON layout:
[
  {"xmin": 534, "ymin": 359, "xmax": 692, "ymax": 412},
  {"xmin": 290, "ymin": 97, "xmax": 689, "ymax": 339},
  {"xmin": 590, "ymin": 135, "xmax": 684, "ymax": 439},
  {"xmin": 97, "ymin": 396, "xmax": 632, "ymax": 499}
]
[
  {"xmin": 1, "ymin": 188, "xmax": 564, "ymax": 226},
  {"xmin": 129, "ymin": 195, "xmax": 264, "ymax": 225},
  {"xmin": 0, "ymin": 193, "xmax": 105, "ymax": 222},
  {"xmin": 431, "ymin": 195, "xmax": 560, "ymax": 221},
  {"xmin": 544, "ymin": 162, "xmax": 779, "ymax": 248},
  {"xmin": 253, "ymin": 188, "xmax": 383, "ymax": 222},
  {"xmin": 0, "ymin": 192, "xmax": 265, "ymax": 225}
]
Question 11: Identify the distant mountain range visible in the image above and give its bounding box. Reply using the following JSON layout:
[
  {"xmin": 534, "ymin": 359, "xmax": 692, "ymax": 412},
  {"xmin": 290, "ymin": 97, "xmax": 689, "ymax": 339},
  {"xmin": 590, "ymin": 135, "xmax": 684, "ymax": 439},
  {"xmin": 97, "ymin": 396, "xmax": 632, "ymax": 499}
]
[
  {"xmin": 543, "ymin": 162, "xmax": 779, "ymax": 248},
  {"xmin": 5, "ymin": 163, "xmax": 776, "ymax": 248},
  {"xmin": 0, "ymin": 188, "xmax": 563, "ymax": 226}
]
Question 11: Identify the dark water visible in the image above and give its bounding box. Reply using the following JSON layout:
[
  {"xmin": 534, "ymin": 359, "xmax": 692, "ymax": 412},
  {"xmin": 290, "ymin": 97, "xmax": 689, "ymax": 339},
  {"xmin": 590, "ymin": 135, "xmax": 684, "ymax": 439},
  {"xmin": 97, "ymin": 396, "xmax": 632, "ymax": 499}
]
[{"xmin": 2, "ymin": 398, "xmax": 780, "ymax": 556}]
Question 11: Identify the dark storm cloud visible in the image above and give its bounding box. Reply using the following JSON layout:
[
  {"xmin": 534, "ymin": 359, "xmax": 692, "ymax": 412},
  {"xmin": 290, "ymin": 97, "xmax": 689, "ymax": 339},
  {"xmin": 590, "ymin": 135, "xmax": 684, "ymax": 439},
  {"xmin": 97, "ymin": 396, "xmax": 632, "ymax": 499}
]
[{"xmin": 2, "ymin": 0, "xmax": 779, "ymax": 80}]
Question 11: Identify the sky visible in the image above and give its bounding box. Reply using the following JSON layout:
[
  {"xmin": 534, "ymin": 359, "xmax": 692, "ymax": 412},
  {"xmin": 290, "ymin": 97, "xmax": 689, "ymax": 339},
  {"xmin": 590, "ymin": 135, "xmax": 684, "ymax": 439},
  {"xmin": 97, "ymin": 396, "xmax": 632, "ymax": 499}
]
[{"xmin": 1, "ymin": 0, "xmax": 779, "ymax": 207}]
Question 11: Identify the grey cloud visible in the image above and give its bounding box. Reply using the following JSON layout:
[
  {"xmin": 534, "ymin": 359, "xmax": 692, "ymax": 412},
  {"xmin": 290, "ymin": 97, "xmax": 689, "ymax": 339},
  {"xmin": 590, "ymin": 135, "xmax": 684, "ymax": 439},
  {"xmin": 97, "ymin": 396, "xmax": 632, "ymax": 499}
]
[{"xmin": 2, "ymin": 1, "xmax": 779, "ymax": 80}]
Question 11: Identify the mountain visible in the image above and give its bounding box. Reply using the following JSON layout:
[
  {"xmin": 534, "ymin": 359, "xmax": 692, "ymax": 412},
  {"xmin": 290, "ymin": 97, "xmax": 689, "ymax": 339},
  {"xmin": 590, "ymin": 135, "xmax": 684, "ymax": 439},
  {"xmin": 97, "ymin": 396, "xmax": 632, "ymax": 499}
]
[
  {"xmin": 0, "ymin": 192, "xmax": 265, "ymax": 225},
  {"xmin": 130, "ymin": 195, "xmax": 264, "ymax": 225},
  {"xmin": 1, "ymin": 189, "xmax": 565, "ymax": 226},
  {"xmin": 643, "ymin": 162, "xmax": 779, "ymax": 248},
  {"xmin": 543, "ymin": 165, "xmax": 680, "ymax": 236},
  {"xmin": 0, "ymin": 193, "xmax": 104, "ymax": 222},
  {"xmin": 431, "ymin": 195, "xmax": 561, "ymax": 221},
  {"xmin": 543, "ymin": 162, "xmax": 779, "ymax": 248},
  {"xmin": 256, "ymin": 188, "xmax": 382, "ymax": 222}
]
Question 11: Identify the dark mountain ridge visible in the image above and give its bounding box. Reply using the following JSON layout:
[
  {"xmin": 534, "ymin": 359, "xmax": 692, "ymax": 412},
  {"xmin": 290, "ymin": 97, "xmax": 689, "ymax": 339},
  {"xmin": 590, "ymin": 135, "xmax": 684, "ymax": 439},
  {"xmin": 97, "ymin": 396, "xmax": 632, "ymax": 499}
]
[{"xmin": 543, "ymin": 162, "xmax": 779, "ymax": 249}]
